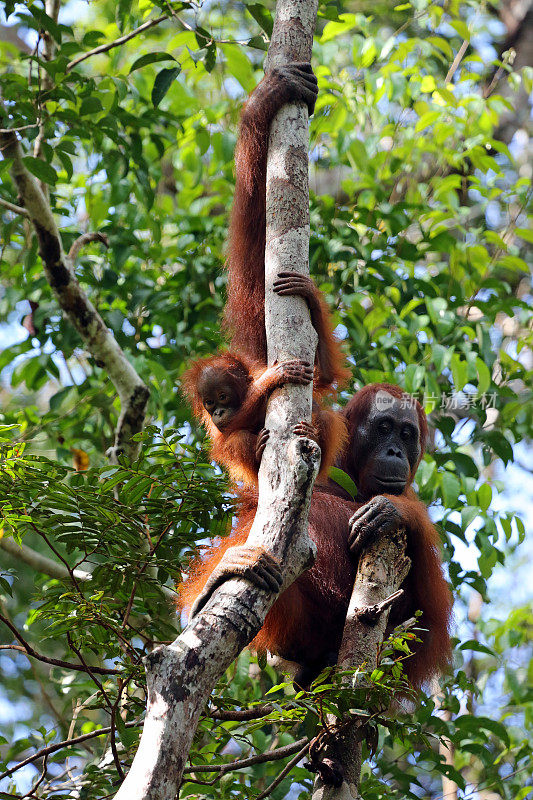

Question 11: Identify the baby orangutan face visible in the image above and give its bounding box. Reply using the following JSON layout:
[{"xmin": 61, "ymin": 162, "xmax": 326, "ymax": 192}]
[{"xmin": 197, "ymin": 366, "xmax": 244, "ymax": 431}]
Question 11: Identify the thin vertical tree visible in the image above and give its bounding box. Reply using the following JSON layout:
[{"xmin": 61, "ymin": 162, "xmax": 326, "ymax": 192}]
[{"xmin": 113, "ymin": 0, "xmax": 321, "ymax": 797}]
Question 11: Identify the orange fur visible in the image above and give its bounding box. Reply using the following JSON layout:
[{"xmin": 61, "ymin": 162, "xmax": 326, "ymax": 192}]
[
  {"xmin": 223, "ymin": 71, "xmax": 350, "ymax": 395},
  {"xmin": 182, "ymin": 352, "xmax": 348, "ymax": 487},
  {"xmin": 179, "ymin": 385, "xmax": 453, "ymax": 691}
]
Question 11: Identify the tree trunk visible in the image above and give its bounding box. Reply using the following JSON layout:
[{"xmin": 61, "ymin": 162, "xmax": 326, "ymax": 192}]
[
  {"xmin": 312, "ymin": 529, "xmax": 411, "ymax": 800},
  {"xmin": 112, "ymin": 1, "xmax": 320, "ymax": 797}
]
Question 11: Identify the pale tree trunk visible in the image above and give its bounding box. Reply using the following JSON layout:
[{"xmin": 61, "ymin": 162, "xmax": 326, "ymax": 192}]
[
  {"xmin": 112, "ymin": 1, "xmax": 320, "ymax": 798},
  {"xmin": 311, "ymin": 530, "xmax": 411, "ymax": 800},
  {"xmin": 261, "ymin": 0, "xmax": 319, "ymax": 461}
]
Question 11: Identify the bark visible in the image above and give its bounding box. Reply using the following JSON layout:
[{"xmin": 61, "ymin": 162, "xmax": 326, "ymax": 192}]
[
  {"xmin": 0, "ymin": 111, "xmax": 149, "ymax": 462},
  {"xmin": 262, "ymin": 0, "xmax": 319, "ymax": 456},
  {"xmin": 312, "ymin": 529, "xmax": 411, "ymax": 800},
  {"xmin": 112, "ymin": 1, "xmax": 320, "ymax": 797}
]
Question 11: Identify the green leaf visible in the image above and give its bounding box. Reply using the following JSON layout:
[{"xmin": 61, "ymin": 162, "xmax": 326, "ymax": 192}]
[
  {"xmin": 477, "ymin": 483, "xmax": 492, "ymax": 512},
  {"xmin": 404, "ymin": 363, "xmax": 424, "ymax": 393},
  {"xmin": 431, "ymin": 344, "xmax": 452, "ymax": 374},
  {"xmin": 458, "ymin": 640, "xmax": 496, "ymax": 657},
  {"xmin": 514, "ymin": 227, "xmax": 533, "ymax": 244},
  {"xmin": 56, "ymin": 149, "xmax": 73, "ymax": 180},
  {"xmin": 415, "ymin": 110, "xmax": 441, "ymax": 133},
  {"xmin": 247, "ymin": 35, "xmax": 268, "ymax": 51},
  {"xmin": 420, "ymin": 75, "xmax": 436, "ymax": 93},
  {"xmin": 450, "ymin": 354, "xmax": 467, "ymax": 392},
  {"xmin": 129, "ymin": 52, "xmax": 177, "ymax": 73},
  {"xmin": 328, "ymin": 467, "xmax": 358, "ymax": 499},
  {"xmin": 79, "ymin": 96, "xmax": 102, "ymax": 116},
  {"xmin": 476, "ymin": 357, "xmax": 491, "ymax": 395},
  {"xmin": 151, "ymin": 66, "xmax": 181, "ymax": 107},
  {"xmin": 28, "ymin": 4, "xmax": 63, "ymax": 42},
  {"xmin": 360, "ymin": 39, "xmax": 377, "ymax": 68},
  {"xmin": 114, "ymin": 715, "xmax": 139, "ymax": 748},
  {"xmin": 320, "ymin": 13, "xmax": 358, "ymax": 43},
  {"xmin": 204, "ymin": 43, "xmax": 217, "ymax": 72},
  {"xmin": 246, "ymin": 3, "xmax": 273, "ymax": 36},
  {"xmin": 450, "ymin": 19, "xmax": 470, "ymax": 41},
  {"xmin": 222, "ymin": 44, "xmax": 255, "ymax": 92},
  {"xmin": 478, "ymin": 546, "xmax": 498, "ymax": 579},
  {"xmin": 116, "ymin": 0, "xmax": 130, "ymax": 31},
  {"xmin": 514, "ymin": 788, "xmax": 533, "ymax": 800},
  {"xmin": 434, "ymin": 453, "xmax": 478, "ymax": 478},
  {"xmin": 483, "ymin": 431, "xmax": 513, "ymax": 465},
  {"xmin": 22, "ymin": 157, "xmax": 58, "ymax": 185},
  {"xmin": 442, "ymin": 472, "xmax": 461, "ymax": 507}
]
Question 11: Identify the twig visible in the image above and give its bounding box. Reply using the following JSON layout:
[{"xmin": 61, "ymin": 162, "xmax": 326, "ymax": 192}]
[
  {"xmin": 255, "ymin": 740, "xmax": 311, "ymax": 800},
  {"xmin": 0, "ymin": 123, "xmax": 40, "ymax": 133},
  {"xmin": 68, "ymin": 231, "xmax": 109, "ymax": 262},
  {"xmin": 110, "ymin": 682, "xmax": 126, "ymax": 780},
  {"xmin": 20, "ymin": 753, "xmax": 49, "ymax": 799},
  {"xmin": 0, "ymin": 642, "xmax": 120, "ymax": 675},
  {"xmin": 445, "ymin": 39, "xmax": 469, "ymax": 83},
  {"xmin": 30, "ymin": 521, "xmax": 86, "ymax": 594},
  {"xmin": 66, "ymin": 632, "xmax": 113, "ymax": 704},
  {"xmin": 120, "ymin": 519, "xmax": 173, "ymax": 630},
  {"xmin": 0, "ymin": 613, "xmax": 119, "ymax": 675},
  {"xmin": 354, "ymin": 588, "xmax": 404, "ymax": 624},
  {"xmin": 0, "ymin": 196, "xmax": 29, "ymax": 216},
  {"xmin": 0, "ymin": 722, "xmax": 140, "ymax": 781},
  {"xmin": 210, "ymin": 703, "xmax": 274, "ymax": 721},
  {"xmin": 183, "ymin": 737, "xmax": 308, "ymax": 775},
  {"xmin": 67, "ymin": 15, "xmax": 167, "ymax": 71}
]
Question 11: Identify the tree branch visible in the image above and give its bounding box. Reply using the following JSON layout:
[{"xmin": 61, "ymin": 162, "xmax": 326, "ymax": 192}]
[
  {"xmin": 66, "ymin": 15, "xmax": 167, "ymax": 72},
  {"xmin": 311, "ymin": 529, "xmax": 411, "ymax": 799},
  {"xmin": 0, "ymin": 536, "xmax": 91, "ymax": 581},
  {"xmin": 68, "ymin": 231, "xmax": 109, "ymax": 261},
  {"xmin": 0, "ymin": 536, "xmax": 176, "ymax": 602},
  {"xmin": 0, "ymin": 722, "xmax": 140, "ymax": 782},
  {"xmin": 256, "ymin": 740, "xmax": 311, "ymax": 800},
  {"xmin": 183, "ymin": 737, "xmax": 308, "ymax": 775},
  {"xmin": 445, "ymin": 39, "xmax": 469, "ymax": 83},
  {"xmin": 210, "ymin": 703, "xmax": 274, "ymax": 721},
  {"xmin": 0, "ymin": 195, "xmax": 29, "ymax": 216},
  {"xmin": 0, "ymin": 613, "xmax": 120, "ymax": 675},
  {"xmin": 0, "ymin": 109, "xmax": 149, "ymax": 461},
  {"xmin": 112, "ymin": 1, "xmax": 320, "ymax": 797}
]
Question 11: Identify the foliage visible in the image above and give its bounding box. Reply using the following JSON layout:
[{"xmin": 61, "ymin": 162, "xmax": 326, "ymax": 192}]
[{"xmin": 0, "ymin": 0, "xmax": 531, "ymax": 797}]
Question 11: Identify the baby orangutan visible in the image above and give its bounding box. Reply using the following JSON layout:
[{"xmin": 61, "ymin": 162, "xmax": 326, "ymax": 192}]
[{"xmin": 183, "ymin": 352, "xmax": 347, "ymax": 487}]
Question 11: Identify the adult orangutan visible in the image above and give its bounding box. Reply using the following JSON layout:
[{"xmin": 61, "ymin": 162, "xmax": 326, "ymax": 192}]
[{"xmin": 180, "ymin": 384, "xmax": 453, "ymax": 691}]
